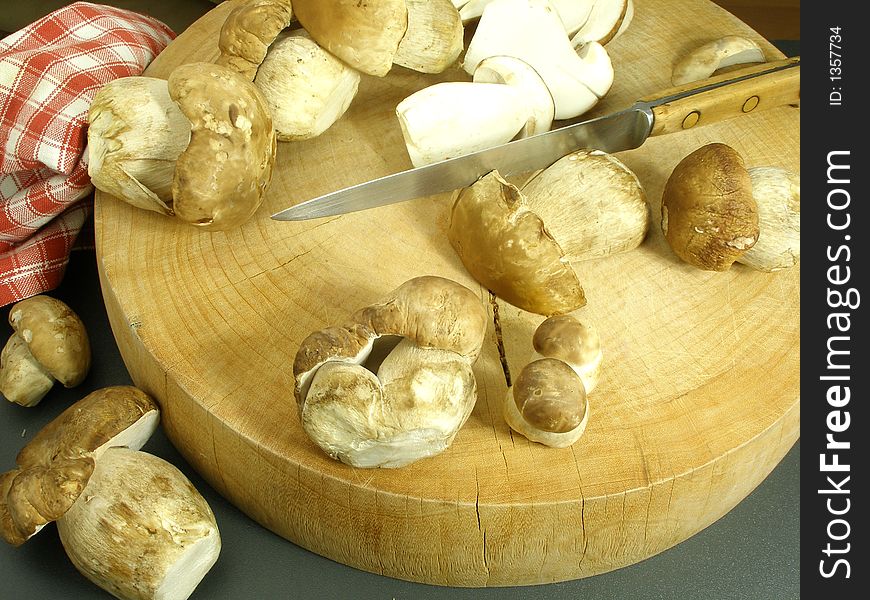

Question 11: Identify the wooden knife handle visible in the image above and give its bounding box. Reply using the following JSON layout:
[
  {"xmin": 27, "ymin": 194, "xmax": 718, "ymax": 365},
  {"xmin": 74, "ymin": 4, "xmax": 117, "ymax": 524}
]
[{"xmin": 641, "ymin": 57, "xmax": 800, "ymax": 137}]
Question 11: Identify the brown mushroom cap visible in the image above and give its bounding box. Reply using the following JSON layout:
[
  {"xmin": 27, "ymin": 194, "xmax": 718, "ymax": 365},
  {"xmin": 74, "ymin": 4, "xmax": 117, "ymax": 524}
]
[
  {"xmin": 0, "ymin": 469, "xmax": 26, "ymax": 546},
  {"xmin": 448, "ymin": 170, "xmax": 586, "ymax": 316},
  {"xmin": 532, "ymin": 315, "xmax": 602, "ymax": 393},
  {"xmin": 8, "ymin": 296, "xmax": 90, "ymax": 388},
  {"xmin": 661, "ymin": 143, "xmax": 759, "ymax": 271},
  {"xmin": 292, "ymin": 0, "xmax": 408, "ymax": 76},
  {"xmin": 513, "ymin": 358, "xmax": 586, "ymax": 433},
  {"xmin": 168, "ymin": 62, "xmax": 277, "ymax": 230},
  {"xmin": 216, "ymin": 0, "xmax": 295, "ymax": 81}
]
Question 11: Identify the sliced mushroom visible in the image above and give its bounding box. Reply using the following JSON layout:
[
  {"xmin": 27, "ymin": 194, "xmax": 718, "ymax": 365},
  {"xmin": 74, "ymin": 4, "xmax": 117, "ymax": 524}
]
[
  {"xmin": 394, "ymin": 0, "xmax": 464, "ymax": 74},
  {"xmin": 255, "ymin": 31, "xmax": 361, "ymax": 141},
  {"xmin": 661, "ymin": 143, "xmax": 759, "ymax": 271},
  {"xmin": 531, "ymin": 314, "xmax": 602, "ymax": 393},
  {"xmin": 570, "ymin": 0, "xmax": 632, "ymax": 47},
  {"xmin": 472, "ymin": 55, "xmax": 555, "ymax": 137},
  {"xmin": 57, "ymin": 447, "xmax": 221, "ymax": 600},
  {"xmin": 737, "ymin": 167, "xmax": 800, "ymax": 272},
  {"xmin": 461, "ymin": 0, "xmax": 594, "ymax": 36},
  {"xmin": 215, "ymin": 0, "xmax": 295, "ymax": 81},
  {"xmin": 396, "ymin": 81, "xmax": 533, "ymax": 167},
  {"xmin": 294, "ymin": 276, "xmax": 487, "ymax": 468},
  {"xmin": 672, "ymin": 35, "xmax": 765, "ymax": 85},
  {"xmin": 1, "ymin": 295, "xmax": 90, "ymax": 407},
  {"xmin": 463, "ymin": 0, "xmax": 614, "ymax": 119},
  {"xmin": 292, "ymin": 0, "xmax": 408, "ymax": 77}
]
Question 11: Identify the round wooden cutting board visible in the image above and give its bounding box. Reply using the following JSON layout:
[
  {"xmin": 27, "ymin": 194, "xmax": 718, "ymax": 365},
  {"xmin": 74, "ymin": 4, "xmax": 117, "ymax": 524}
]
[{"xmin": 94, "ymin": 0, "xmax": 800, "ymax": 587}]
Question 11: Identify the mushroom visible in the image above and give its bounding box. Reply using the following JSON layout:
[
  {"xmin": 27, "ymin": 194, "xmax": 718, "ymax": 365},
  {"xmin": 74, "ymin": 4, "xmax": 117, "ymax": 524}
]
[
  {"xmin": 570, "ymin": 0, "xmax": 633, "ymax": 48},
  {"xmin": 254, "ymin": 30, "xmax": 361, "ymax": 141},
  {"xmin": 463, "ymin": 0, "xmax": 614, "ymax": 120},
  {"xmin": 737, "ymin": 167, "xmax": 800, "ymax": 272},
  {"xmin": 0, "ymin": 386, "xmax": 159, "ymax": 545},
  {"xmin": 293, "ymin": 276, "xmax": 487, "ymax": 468},
  {"xmin": 292, "ymin": 0, "xmax": 408, "ymax": 77},
  {"xmin": 460, "ymin": 0, "xmax": 595, "ymax": 36},
  {"xmin": 396, "ymin": 81, "xmax": 534, "ymax": 167},
  {"xmin": 88, "ymin": 62, "xmax": 277, "ymax": 230},
  {"xmin": 472, "ymin": 55, "xmax": 555, "ymax": 137},
  {"xmin": 56, "ymin": 447, "xmax": 221, "ymax": 600},
  {"xmin": 671, "ymin": 35, "xmax": 766, "ymax": 85},
  {"xmin": 531, "ymin": 314, "xmax": 602, "ymax": 393},
  {"xmin": 394, "ymin": 0, "xmax": 464, "ymax": 74},
  {"xmin": 1, "ymin": 295, "xmax": 90, "ymax": 407},
  {"xmin": 660, "ymin": 143, "xmax": 759, "ymax": 271},
  {"xmin": 215, "ymin": 0, "xmax": 295, "ymax": 81}
]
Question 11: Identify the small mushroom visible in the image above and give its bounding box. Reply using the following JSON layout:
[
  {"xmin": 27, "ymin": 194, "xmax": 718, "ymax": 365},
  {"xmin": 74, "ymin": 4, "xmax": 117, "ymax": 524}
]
[
  {"xmin": 463, "ymin": 0, "xmax": 614, "ymax": 120},
  {"xmin": 660, "ymin": 143, "xmax": 759, "ymax": 271},
  {"xmin": 88, "ymin": 62, "xmax": 277, "ymax": 230},
  {"xmin": 531, "ymin": 314, "xmax": 602, "ymax": 393},
  {"xmin": 396, "ymin": 81, "xmax": 534, "ymax": 167},
  {"xmin": 1, "ymin": 295, "xmax": 90, "ymax": 407},
  {"xmin": 394, "ymin": 0, "xmax": 464, "ymax": 74},
  {"xmin": 293, "ymin": 276, "xmax": 487, "ymax": 468},
  {"xmin": 570, "ymin": 0, "xmax": 633, "ymax": 47},
  {"xmin": 472, "ymin": 55, "xmax": 555, "ymax": 137},
  {"xmin": 215, "ymin": 0, "xmax": 295, "ymax": 81},
  {"xmin": 737, "ymin": 167, "xmax": 800, "ymax": 272},
  {"xmin": 254, "ymin": 30, "xmax": 361, "ymax": 141},
  {"xmin": 504, "ymin": 358, "xmax": 589, "ymax": 448},
  {"xmin": 56, "ymin": 447, "xmax": 221, "ymax": 600},
  {"xmin": 671, "ymin": 35, "xmax": 765, "ymax": 85},
  {"xmin": 460, "ymin": 0, "xmax": 595, "ymax": 36},
  {"xmin": 292, "ymin": 0, "xmax": 408, "ymax": 77}
]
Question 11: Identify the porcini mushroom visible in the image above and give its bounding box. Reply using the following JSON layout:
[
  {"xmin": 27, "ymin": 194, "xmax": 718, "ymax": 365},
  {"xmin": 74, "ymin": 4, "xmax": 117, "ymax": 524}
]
[
  {"xmin": 215, "ymin": 0, "xmax": 295, "ymax": 81},
  {"xmin": 88, "ymin": 62, "xmax": 277, "ymax": 230},
  {"xmin": 294, "ymin": 276, "xmax": 487, "ymax": 468},
  {"xmin": 394, "ymin": 0, "xmax": 464, "ymax": 74},
  {"xmin": 661, "ymin": 143, "xmax": 759, "ymax": 271},
  {"xmin": 671, "ymin": 35, "xmax": 765, "ymax": 85},
  {"xmin": 0, "ymin": 295, "xmax": 90, "ymax": 407},
  {"xmin": 531, "ymin": 314, "xmax": 602, "ymax": 393},
  {"xmin": 56, "ymin": 447, "xmax": 221, "ymax": 600},
  {"xmin": 472, "ymin": 55, "xmax": 555, "ymax": 137},
  {"xmin": 463, "ymin": 0, "xmax": 614, "ymax": 119},
  {"xmin": 570, "ymin": 0, "xmax": 633, "ymax": 47},
  {"xmin": 254, "ymin": 30, "xmax": 361, "ymax": 141},
  {"xmin": 737, "ymin": 167, "xmax": 801, "ymax": 272},
  {"xmin": 460, "ymin": 0, "xmax": 595, "ymax": 37}
]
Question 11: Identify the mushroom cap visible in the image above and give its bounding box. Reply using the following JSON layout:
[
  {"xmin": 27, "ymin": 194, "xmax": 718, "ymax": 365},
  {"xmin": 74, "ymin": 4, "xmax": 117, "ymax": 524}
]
[
  {"xmin": 0, "ymin": 333, "xmax": 55, "ymax": 407},
  {"xmin": 0, "ymin": 386, "xmax": 159, "ymax": 546},
  {"xmin": 168, "ymin": 62, "xmax": 277, "ymax": 230},
  {"xmin": 532, "ymin": 314, "xmax": 602, "ymax": 392},
  {"xmin": 292, "ymin": 0, "xmax": 408, "ymax": 77},
  {"xmin": 672, "ymin": 35, "xmax": 765, "ymax": 85},
  {"xmin": 661, "ymin": 143, "xmax": 759, "ymax": 271},
  {"xmin": 8, "ymin": 296, "xmax": 90, "ymax": 387},
  {"xmin": 216, "ymin": 0, "xmax": 295, "ymax": 81},
  {"xmin": 448, "ymin": 170, "xmax": 586, "ymax": 316}
]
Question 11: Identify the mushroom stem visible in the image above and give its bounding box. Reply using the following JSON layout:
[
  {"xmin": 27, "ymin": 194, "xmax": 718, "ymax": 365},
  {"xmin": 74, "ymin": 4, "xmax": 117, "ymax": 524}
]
[{"xmin": 394, "ymin": 0, "xmax": 464, "ymax": 73}]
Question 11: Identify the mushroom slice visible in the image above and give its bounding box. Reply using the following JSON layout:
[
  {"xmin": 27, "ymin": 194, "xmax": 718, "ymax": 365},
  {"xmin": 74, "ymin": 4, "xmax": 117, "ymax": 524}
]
[
  {"xmin": 463, "ymin": 0, "xmax": 614, "ymax": 119},
  {"xmin": 532, "ymin": 315, "xmax": 602, "ymax": 393},
  {"xmin": 521, "ymin": 149, "xmax": 648, "ymax": 261},
  {"xmin": 168, "ymin": 62, "xmax": 277, "ymax": 230},
  {"xmin": 215, "ymin": 0, "xmax": 295, "ymax": 81},
  {"xmin": 504, "ymin": 358, "xmax": 589, "ymax": 448},
  {"xmin": 294, "ymin": 276, "xmax": 487, "ymax": 468},
  {"xmin": 1, "ymin": 295, "xmax": 90, "ymax": 406},
  {"xmin": 394, "ymin": 0, "xmax": 464, "ymax": 74},
  {"xmin": 473, "ymin": 55, "xmax": 555, "ymax": 137},
  {"xmin": 570, "ymin": 0, "xmax": 630, "ymax": 47},
  {"xmin": 0, "ymin": 386, "xmax": 159, "ymax": 546},
  {"xmin": 461, "ymin": 0, "xmax": 594, "ymax": 35},
  {"xmin": 448, "ymin": 171, "xmax": 586, "ymax": 316},
  {"xmin": 255, "ymin": 31, "xmax": 361, "ymax": 141},
  {"xmin": 737, "ymin": 167, "xmax": 800, "ymax": 272},
  {"xmin": 292, "ymin": 0, "xmax": 408, "ymax": 77},
  {"xmin": 396, "ymin": 81, "xmax": 533, "ymax": 167},
  {"xmin": 661, "ymin": 143, "xmax": 759, "ymax": 271},
  {"xmin": 56, "ymin": 447, "xmax": 221, "ymax": 600},
  {"xmin": 671, "ymin": 35, "xmax": 766, "ymax": 85}
]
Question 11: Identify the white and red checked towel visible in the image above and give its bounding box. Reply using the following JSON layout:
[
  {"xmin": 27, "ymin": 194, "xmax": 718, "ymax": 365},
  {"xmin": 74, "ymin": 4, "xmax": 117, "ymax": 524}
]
[{"xmin": 0, "ymin": 2, "xmax": 174, "ymax": 306}]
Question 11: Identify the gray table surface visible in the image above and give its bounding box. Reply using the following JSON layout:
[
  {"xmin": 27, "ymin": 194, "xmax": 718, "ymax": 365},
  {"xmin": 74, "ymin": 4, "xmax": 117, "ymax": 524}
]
[{"xmin": 0, "ymin": 250, "xmax": 799, "ymax": 599}]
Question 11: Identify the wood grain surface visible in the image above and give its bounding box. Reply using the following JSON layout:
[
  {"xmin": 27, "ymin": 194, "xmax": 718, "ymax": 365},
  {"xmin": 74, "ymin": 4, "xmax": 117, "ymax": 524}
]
[{"xmin": 94, "ymin": 0, "xmax": 800, "ymax": 586}]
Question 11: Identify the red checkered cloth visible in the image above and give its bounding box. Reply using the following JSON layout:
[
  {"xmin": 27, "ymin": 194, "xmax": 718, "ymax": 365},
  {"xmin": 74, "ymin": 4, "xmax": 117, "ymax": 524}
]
[{"xmin": 0, "ymin": 2, "xmax": 175, "ymax": 306}]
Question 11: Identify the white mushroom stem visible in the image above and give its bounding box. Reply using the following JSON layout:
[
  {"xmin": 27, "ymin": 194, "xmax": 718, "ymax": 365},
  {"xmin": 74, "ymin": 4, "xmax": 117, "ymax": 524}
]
[
  {"xmin": 461, "ymin": 0, "xmax": 594, "ymax": 36},
  {"xmin": 394, "ymin": 0, "xmax": 464, "ymax": 74},
  {"xmin": 473, "ymin": 55, "xmax": 555, "ymax": 137},
  {"xmin": 396, "ymin": 81, "xmax": 533, "ymax": 167},
  {"xmin": 671, "ymin": 35, "xmax": 765, "ymax": 85},
  {"xmin": 737, "ymin": 167, "xmax": 800, "ymax": 272},
  {"xmin": 463, "ymin": 0, "xmax": 614, "ymax": 119},
  {"xmin": 56, "ymin": 447, "xmax": 220, "ymax": 600}
]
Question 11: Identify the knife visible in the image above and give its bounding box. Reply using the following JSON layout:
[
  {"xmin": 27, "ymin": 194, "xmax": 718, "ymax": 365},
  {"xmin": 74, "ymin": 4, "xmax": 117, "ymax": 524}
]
[{"xmin": 272, "ymin": 56, "xmax": 799, "ymax": 221}]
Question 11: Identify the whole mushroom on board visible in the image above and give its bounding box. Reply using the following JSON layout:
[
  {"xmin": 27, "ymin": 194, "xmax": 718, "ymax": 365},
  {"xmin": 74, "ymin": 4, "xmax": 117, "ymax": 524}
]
[
  {"xmin": 215, "ymin": 0, "xmax": 295, "ymax": 81},
  {"xmin": 0, "ymin": 295, "xmax": 90, "ymax": 407},
  {"xmin": 737, "ymin": 167, "xmax": 800, "ymax": 272},
  {"xmin": 294, "ymin": 276, "xmax": 488, "ymax": 468}
]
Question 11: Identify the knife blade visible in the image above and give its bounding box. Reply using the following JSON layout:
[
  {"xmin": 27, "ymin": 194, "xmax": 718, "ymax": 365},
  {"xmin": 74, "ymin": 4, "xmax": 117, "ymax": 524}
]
[{"xmin": 272, "ymin": 57, "xmax": 799, "ymax": 221}]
